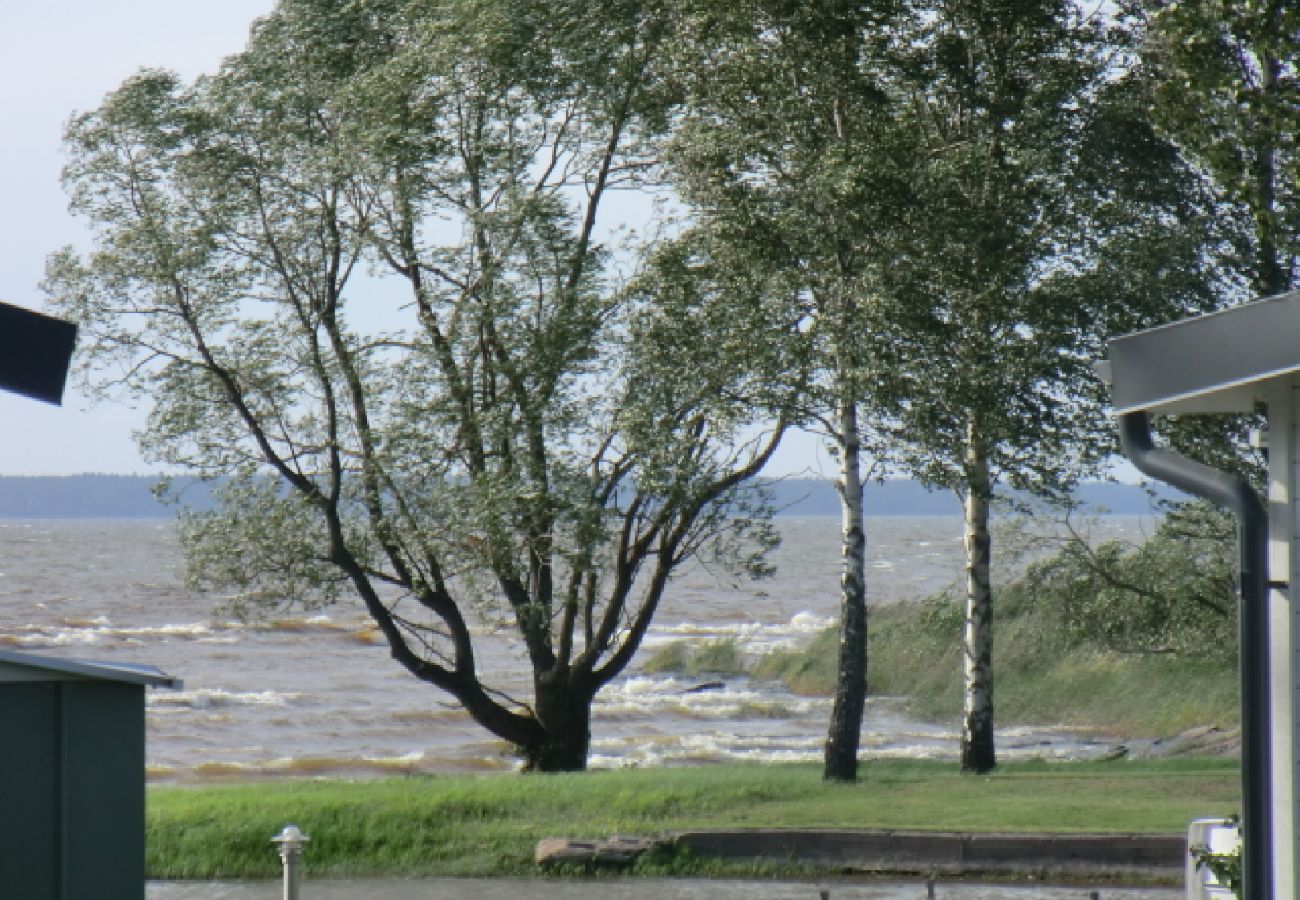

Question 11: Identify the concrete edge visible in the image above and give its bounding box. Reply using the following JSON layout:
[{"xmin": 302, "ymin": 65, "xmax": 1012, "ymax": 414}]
[{"xmin": 669, "ymin": 829, "xmax": 1187, "ymax": 880}]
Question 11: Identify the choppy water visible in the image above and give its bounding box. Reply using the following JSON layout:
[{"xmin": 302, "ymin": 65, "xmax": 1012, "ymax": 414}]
[{"xmin": 0, "ymin": 515, "xmax": 1154, "ymax": 779}]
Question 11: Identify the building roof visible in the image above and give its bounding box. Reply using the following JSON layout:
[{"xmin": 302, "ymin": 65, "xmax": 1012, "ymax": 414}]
[
  {"xmin": 1106, "ymin": 290, "xmax": 1300, "ymax": 415},
  {"xmin": 0, "ymin": 648, "xmax": 182, "ymax": 689}
]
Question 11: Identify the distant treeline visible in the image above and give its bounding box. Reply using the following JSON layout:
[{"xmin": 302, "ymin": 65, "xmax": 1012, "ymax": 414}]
[
  {"xmin": 0, "ymin": 476, "xmax": 213, "ymax": 518},
  {"xmin": 0, "ymin": 475, "xmax": 1180, "ymax": 519}
]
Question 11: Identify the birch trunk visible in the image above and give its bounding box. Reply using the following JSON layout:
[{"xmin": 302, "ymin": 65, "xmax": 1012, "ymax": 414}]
[
  {"xmin": 824, "ymin": 394, "xmax": 868, "ymax": 781},
  {"xmin": 961, "ymin": 425, "xmax": 995, "ymax": 773}
]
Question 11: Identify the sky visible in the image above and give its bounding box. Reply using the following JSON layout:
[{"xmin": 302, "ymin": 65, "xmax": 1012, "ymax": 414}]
[
  {"xmin": 0, "ymin": 2, "xmax": 835, "ymax": 478},
  {"xmin": 0, "ymin": 1, "xmax": 277, "ymax": 474}
]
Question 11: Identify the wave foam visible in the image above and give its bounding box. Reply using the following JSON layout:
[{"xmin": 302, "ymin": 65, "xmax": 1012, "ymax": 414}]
[
  {"xmin": 646, "ymin": 613, "xmax": 835, "ymax": 654},
  {"xmin": 596, "ymin": 676, "xmax": 826, "ymax": 720},
  {"xmin": 149, "ymin": 689, "xmax": 302, "ymax": 710}
]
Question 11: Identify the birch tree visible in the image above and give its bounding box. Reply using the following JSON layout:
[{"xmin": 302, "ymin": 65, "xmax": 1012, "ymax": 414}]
[
  {"xmin": 667, "ymin": 0, "xmax": 910, "ymax": 781},
  {"xmin": 45, "ymin": 0, "xmax": 787, "ymax": 772},
  {"xmin": 879, "ymin": 0, "xmax": 1228, "ymax": 772}
]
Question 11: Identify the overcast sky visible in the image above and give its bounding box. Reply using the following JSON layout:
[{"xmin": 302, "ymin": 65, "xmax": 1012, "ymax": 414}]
[
  {"xmin": 0, "ymin": 1, "xmax": 277, "ymax": 474},
  {"xmin": 0, "ymin": 1, "xmax": 832, "ymax": 478}
]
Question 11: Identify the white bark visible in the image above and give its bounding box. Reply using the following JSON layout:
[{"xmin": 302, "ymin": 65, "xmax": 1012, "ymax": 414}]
[
  {"xmin": 961, "ymin": 424, "xmax": 995, "ymax": 772},
  {"xmin": 824, "ymin": 392, "xmax": 868, "ymax": 780}
]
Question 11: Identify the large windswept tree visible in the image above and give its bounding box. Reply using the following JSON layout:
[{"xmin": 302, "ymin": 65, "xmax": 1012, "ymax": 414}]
[{"xmin": 45, "ymin": 0, "xmax": 791, "ymax": 772}]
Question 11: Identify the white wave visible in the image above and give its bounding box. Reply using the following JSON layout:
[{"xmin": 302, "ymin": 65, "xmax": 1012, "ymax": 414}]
[
  {"xmin": 53, "ymin": 615, "xmax": 110, "ymax": 628},
  {"xmin": 149, "ymin": 689, "xmax": 302, "ymax": 710},
  {"xmin": 595, "ymin": 675, "xmax": 828, "ymax": 719},
  {"xmin": 788, "ymin": 611, "xmax": 833, "ymax": 632},
  {"xmin": 588, "ymin": 731, "xmax": 825, "ymax": 769},
  {"xmin": 0, "ymin": 630, "xmax": 103, "ymax": 648},
  {"xmin": 116, "ymin": 623, "xmax": 224, "ymax": 638},
  {"xmin": 646, "ymin": 613, "xmax": 835, "ymax": 654},
  {"xmin": 587, "ymin": 725, "xmax": 1116, "ymax": 769},
  {"xmin": 152, "ymin": 749, "xmax": 488, "ymax": 780},
  {"xmin": 7, "ymin": 620, "xmax": 229, "ymax": 647}
]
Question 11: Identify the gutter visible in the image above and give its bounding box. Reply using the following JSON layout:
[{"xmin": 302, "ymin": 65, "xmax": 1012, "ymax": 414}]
[{"xmin": 1119, "ymin": 411, "xmax": 1272, "ymax": 900}]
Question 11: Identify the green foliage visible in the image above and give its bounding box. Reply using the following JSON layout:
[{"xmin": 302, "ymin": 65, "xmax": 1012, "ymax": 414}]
[
  {"xmin": 666, "ymin": 0, "xmax": 917, "ymax": 433},
  {"xmin": 146, "ymin": 759, "xmax": 1240, "ymax": 878},
  {"xmin": 45, "ymin": 0, "xmax": 787, "ymax": 771},
  {"xmin": 1023, "ymin": 503, "xmax": 1237, "ymax": 659},
  {"xmin": 1189, "ymin": 816, "xmax": 1243, "ymax": 899},
  {"xmin": 47, "ymin": 0, "xmax": 1275, "ymax": 777},
  {"xmin": 872, "ymin": 0, "xmax": 1228, "ymax": 497},
  {"xmin": 643, "ymin": 639, "xmax": 746, "ymax": 677},
  {"xmin": 652, "ymin": 510, "xmax": 1242, "ymax": 737},
  {"xmin": 751, "ymin": 626, "xmax": 843, "ymax": 695},
  {"xmin": 1138, "ymin": 0, "xmax": 1299, "ymax": 296},
  {"xmin": 890, "ymin": 508, "xmax": 1240, "ymax": 733},
  {"xmin": 662, "ymin": 0, "xmax": 1240, "ymax": 774},
  {"xmin": 665, "ymin": 0, "xmax": 925, "ymax": 780}
]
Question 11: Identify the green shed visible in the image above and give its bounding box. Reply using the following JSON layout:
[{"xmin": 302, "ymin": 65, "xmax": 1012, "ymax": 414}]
[{"xmin": 0, "ymin": 649, "xmax": 181, "ymax": 899}]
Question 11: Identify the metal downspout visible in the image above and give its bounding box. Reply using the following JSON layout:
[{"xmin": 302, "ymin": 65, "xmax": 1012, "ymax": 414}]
[{"xmin": 1119, "ymin": 411, "xmax": 1272, "ymax": 899}]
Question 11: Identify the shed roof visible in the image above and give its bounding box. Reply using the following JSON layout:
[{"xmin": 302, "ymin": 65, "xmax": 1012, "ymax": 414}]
[
  {"xmin": 0, "ymin": 649, "xmax": 182, "ymax": 689},
  {"xmin": 1106, "ymin": 290, "xmax": 1300, "ymax": 415}
]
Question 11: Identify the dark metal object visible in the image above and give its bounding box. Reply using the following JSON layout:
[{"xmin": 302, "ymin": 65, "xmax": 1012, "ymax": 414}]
[
  {"xmin": 1107, "ymin": 289, "xmax": 1300, "ymax": 416},
  {"xmin": 0, "ymin": 650, "xmax": 180, "ymax": 900},
  {"xmin": 0, "ymin": 301, "xmax": 77, "ymax": 405},
  {"xmin": 1119, "ymin": 411, "xmax": 1272, "ymax": 900}
]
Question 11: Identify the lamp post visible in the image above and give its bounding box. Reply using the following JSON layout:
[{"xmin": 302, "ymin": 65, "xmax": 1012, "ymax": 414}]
[{"xmin": 272, "ymin": 824, "xmax": 310, "ymax": 900}]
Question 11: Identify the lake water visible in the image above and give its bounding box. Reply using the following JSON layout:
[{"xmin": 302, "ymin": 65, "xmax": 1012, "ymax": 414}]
[{"xmin": 0, "ymin": 515, "xmax": 1156, "ymax": 778}]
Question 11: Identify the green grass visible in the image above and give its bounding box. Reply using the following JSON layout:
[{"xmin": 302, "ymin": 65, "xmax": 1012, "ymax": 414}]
[
  {"xmin": 658, "ymin": 590, "xmax": 1240, "ymax": 740},
  {"xmin": 867, "ymin": 594, "xmax": 1240, "ymax": 737},
  {"xmin": 644, "ymin": 638, "xmax": 747, "ymax": 677},
  {"xmin": 148, "ymin": 758, "xmax": 1240, "ymax": 878}
]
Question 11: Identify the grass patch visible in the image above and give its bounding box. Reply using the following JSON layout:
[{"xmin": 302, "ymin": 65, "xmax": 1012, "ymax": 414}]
[
  {"xmin": 867, "ymin": 591, "xmax": 1240, "ymax": 737},
  {"xmin": 681, "ymin": 586, "xmax": 1240, "ymax": 739},
  {"xmin": 675, "ymin": 508, "xmax": 1245, "ymax": 739},
  {"xmin": 148, "ymin": 758, "xmax": 1239, "ymax": 879},
  {"xmin": 643, "ymin": 639, "xmax": 748, "ymax": 677}
]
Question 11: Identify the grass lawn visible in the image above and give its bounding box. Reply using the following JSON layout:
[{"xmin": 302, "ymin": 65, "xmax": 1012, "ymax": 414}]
[{"xmin": 148, "ymin": 758, "xmax": 1240, "ymax": 879}]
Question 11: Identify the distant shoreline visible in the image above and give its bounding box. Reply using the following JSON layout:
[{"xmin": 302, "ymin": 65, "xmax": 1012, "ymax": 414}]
[{"xmin": 0, "ymin": 475, "xmax": 1178, "ymax": 519}]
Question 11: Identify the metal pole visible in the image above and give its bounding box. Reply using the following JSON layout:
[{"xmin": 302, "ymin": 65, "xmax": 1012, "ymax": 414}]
[
  {"xmin": 272, "ymin": 824, "xmax": 310, "ymax": 900},
  {"xmin": 1119, "ymin": 412, "xmax": 1273, "ymax": 900}
]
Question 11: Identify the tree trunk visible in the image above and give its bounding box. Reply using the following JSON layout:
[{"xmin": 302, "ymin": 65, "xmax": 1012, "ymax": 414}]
[
  {"xmin": 961, "ymin": 428, "xmax": 995, "ymax": 774},
  {"xmin": 824, "ymin": 395, "xmax": 868, "ymax": 782},
  {"xmin": 522, "ymin": 677, "xmax": 593, "ymax": 772}
]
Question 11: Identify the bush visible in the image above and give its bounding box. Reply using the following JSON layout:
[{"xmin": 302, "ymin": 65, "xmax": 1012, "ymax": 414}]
[
  {"xmin": 646, "ymin": 502, "xmax": 1242, "ymax": 736},
  {"xmin": 1023, "ymin": 501, "xmax": 1237, "ymax": 660},
  {"xmin": 643, "ymin": 639, "xmax": 747, "ymax": 677}
]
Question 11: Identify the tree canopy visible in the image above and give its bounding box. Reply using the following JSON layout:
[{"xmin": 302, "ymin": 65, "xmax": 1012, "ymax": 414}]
[
  {"xmin": 1140, "ymin": 0, "xmax": 1298, "ymax": 297},
  {"xmin": 46, "ymin": 0, "xmax": 791, "ymax": 772},
  {"xmin": 664, "ymin": 0, "xmax": 915, "ymax": 781},
  {"xmin": 44, "ymin": 0, "xmax": 1272, "ymax": 778}
]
